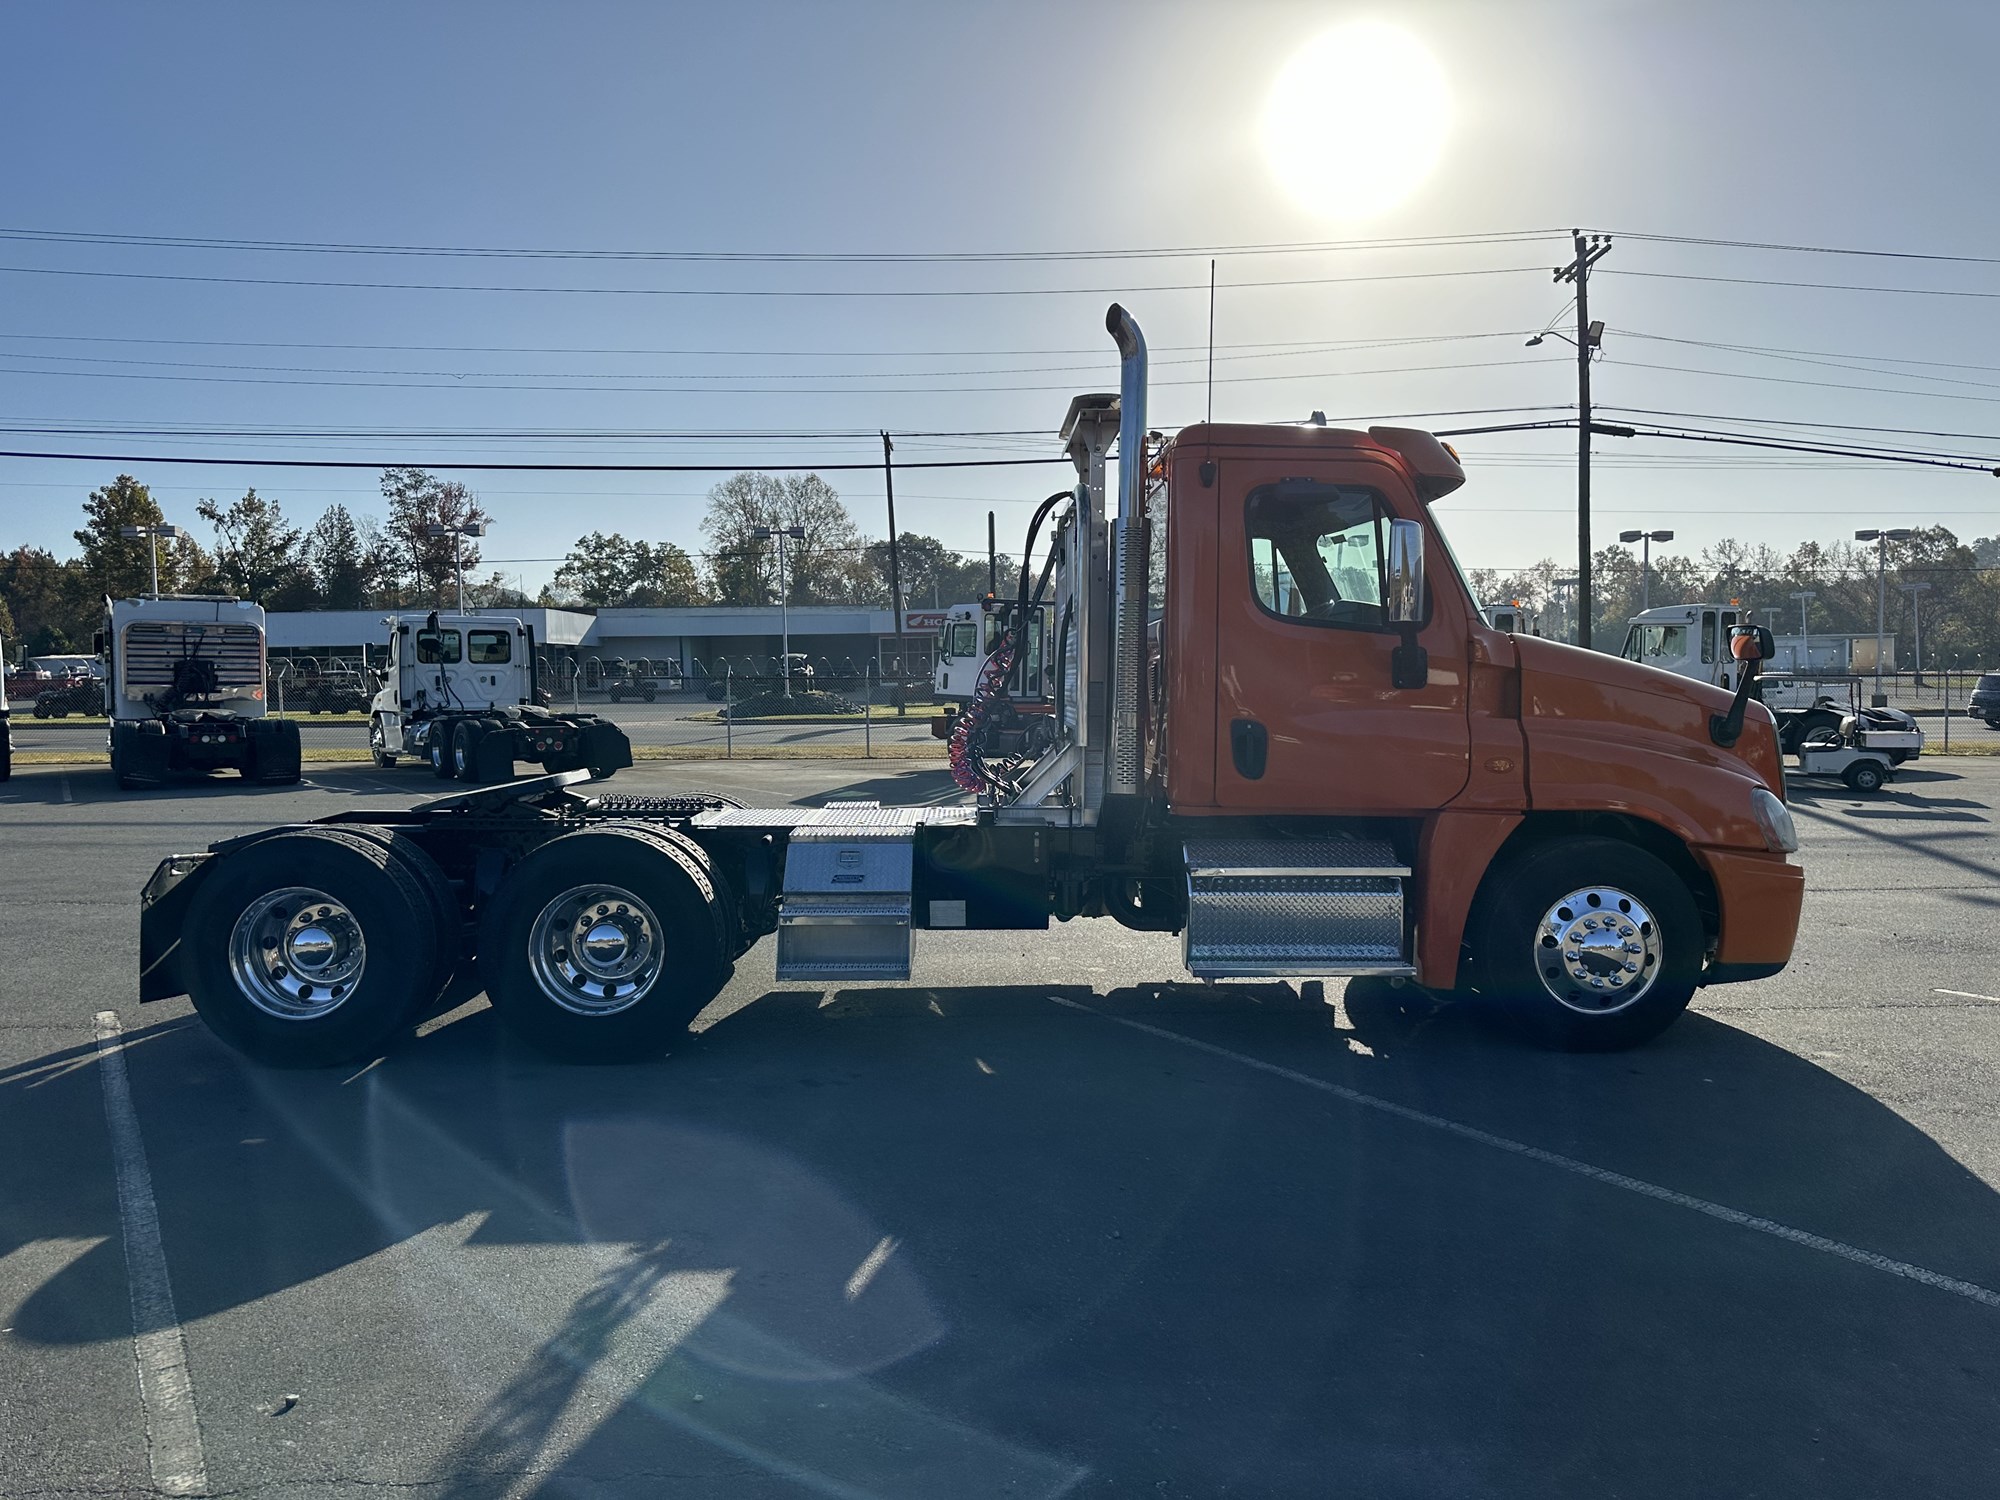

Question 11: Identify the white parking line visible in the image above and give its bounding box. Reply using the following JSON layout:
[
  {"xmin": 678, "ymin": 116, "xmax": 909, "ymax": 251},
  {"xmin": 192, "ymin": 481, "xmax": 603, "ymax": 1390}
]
[
  {"xmin": 1052, "ymin": 996, "xmax": 2000, "ymax": 1313},
  {"xmin": 1935, "ymin": 989, "xmax": 2000, "ymax": 1005},
  {"xmin": 92, "ymin": 1011, "xmax": 209, "ymax": 1496}
]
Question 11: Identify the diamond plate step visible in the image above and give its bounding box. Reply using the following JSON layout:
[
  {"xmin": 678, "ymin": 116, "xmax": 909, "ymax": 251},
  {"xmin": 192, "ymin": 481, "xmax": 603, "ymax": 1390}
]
[{"xmin": 1183, "ymin": 837, "xmax": 1413, "ymax": 979}]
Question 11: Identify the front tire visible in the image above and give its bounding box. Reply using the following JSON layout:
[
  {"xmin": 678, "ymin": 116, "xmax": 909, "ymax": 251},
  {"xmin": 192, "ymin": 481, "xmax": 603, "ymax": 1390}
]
[
  {"xmin": 183, "ymin": 827, "xmax": 438, "ymax": 1067},
  {"xmin": 1468, "ymin": 836, "xmax": 1702, "ymax": 1051},
  {"xmin": 369, "ymin": 717, "xmax": 397, "ymax": 768},
  {"xmin": 478, "ymin": 825, "xmax": 732, "ymax": 1061}
]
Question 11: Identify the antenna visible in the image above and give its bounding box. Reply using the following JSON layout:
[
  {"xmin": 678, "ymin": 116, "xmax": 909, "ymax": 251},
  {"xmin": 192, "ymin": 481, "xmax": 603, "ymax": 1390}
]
[{"xmin": 1206, "ymin": 258, "xmax": 1217, "ymax": 424}]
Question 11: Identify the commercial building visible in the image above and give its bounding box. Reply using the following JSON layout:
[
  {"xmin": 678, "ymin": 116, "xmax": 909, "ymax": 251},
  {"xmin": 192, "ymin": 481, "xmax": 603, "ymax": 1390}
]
[{"xmin": 265, "ymin": 604, "xmax": 948, "ymax": 681}]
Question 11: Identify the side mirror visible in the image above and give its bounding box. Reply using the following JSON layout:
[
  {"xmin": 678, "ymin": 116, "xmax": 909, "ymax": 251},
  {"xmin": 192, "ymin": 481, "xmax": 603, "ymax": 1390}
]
[
  {"xmin": 1383, "ymin": 519, "xmax": 1428, "ymax": 689},
  {"xmin": 1384, "ymin": 519, "xmax": 1425, "ymax": 625},
  {"xmin": 1731, "ymin": 624, "xmax": 1775, "ymax": 665}
]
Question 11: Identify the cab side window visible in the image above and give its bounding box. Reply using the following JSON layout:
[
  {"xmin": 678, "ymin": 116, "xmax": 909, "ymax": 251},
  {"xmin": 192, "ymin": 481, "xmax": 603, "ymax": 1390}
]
[
  {"xmin": 1246, "ymin": 482, "xmax": 1389, "ymax": 630},
  {"xmin": 415, "ymin": 629, "xmax": 461, "ymax": 665},
  {"xmin": 950, "ymin": 623, "xmax": 978, "ymax": 658},
  {"xmin": 467, "ymin": 630, "xmax": 511, "ymax": 664}
]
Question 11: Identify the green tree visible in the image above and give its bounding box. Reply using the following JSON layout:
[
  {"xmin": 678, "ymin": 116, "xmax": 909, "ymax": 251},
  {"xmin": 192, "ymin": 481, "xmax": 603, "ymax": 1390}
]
[
  {"xmin": 699, "ymin": 473, "xmax": 865, "ymax": 605},
  {"xmin": 378, "ymin": 468, "xmax": 491, "ymax": 606},
  {"xmin": 0, "ymin": 546, "xmax": 91, "ymax": 652},
  {"xmin": 74, "ymin": 475, "xmax": 205, "ymax": 598},
  {"xmin": 305, "ymin": 504, "xmax": 375, "ymax": 609},
  {"xmin": 197, "ymin": 488, "xmax": 306, "ymax": 605}
]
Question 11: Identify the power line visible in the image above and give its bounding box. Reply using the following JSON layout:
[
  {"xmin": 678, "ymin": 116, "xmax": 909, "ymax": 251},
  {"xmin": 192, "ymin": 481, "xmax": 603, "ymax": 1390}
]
[
  {"xmin": 0, "ymin": 261, "xmax": 1545, "ymax": 299},
  {"xmin": 1610, "ymin": 268, "xmax": 2000, "ymax": 300},
  {"xmin": 1602, "ymin": 228, "xmax": 2000, "ymax": 267},
  {"xmin": 0, "ymin": 450, "xmax": 1074, "ymax": 473},
  {"xmin": 0, "ymin": 224, "xmax": 1565, "ymax": 264},
  {"xmin": 0, "ymin": 350, "xmax": 1558, "ymax": 397}
]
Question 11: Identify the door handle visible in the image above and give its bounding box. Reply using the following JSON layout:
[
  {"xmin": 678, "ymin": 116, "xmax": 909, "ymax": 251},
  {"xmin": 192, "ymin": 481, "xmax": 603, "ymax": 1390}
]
[{"xmin": 1230, "ymin": 718, "xmax": 1268, "ymax": 780}]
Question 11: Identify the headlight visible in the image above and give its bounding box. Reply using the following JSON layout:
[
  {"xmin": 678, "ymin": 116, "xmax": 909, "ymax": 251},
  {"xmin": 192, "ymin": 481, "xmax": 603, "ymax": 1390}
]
[{"xmin": 1751, "ymin": 786, "xmax": 1799, "ymax": 853}]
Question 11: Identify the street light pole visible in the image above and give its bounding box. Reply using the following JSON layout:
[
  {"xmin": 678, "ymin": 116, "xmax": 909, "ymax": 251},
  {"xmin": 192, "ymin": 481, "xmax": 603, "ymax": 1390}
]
[
  {"xmin": 754, "ymin": 524, "xmax": 807, "ymax": 697},
  {"xmin": 1790, "ymin": 589, "xmax": 1815, "ymax": 674},
  {"xmin": 1902, "ymin": 580, "xmax": 1932, "ymax": 686},
  {"xmin": 1855, "ymin": 528, "xmax": 1914, "ymax": 707},
  {"xmin": 425, "ymin": 520, "xmax": 487, "ymax": 613},
  {"xmin": 120, "ymin": 522, "xmax": 184, "ymax": 598},
  {"xmin": 1618, "ymin": 529, "xmax": 1674, "ymax": 613}
]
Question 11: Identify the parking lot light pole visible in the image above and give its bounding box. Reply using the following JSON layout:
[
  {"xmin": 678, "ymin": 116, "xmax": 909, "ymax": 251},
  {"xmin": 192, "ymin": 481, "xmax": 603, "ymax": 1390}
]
[
  {"xmin": 425, "ymin": 521, "xmax": 487, "ymax": 613},
  {"xmin": 1902, "ymin": 580, "xmax": 1932, "ymax": 687},
  {"xmin": 1790, "ymin": 590, "xmax": 1816, "ymax": 673},
  {"xmin": 753, "ymin": 524, "xmax": 807, "ymax": 696},
  {"xmin": 1855, "ymin": 528, "xmax": 1914, "ymax": 706},
  {"xmin": 119, "ymin": 522, "xmax": 184, "ymax": 597},
  {"xmin": 1618, "ymin": 529, "xmax": 1674, "ymax": 612}
]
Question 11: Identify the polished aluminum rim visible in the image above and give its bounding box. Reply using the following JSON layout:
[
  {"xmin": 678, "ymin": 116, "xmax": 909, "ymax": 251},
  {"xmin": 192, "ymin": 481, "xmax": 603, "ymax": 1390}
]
[
  {"xmin": 526, "ymin": 883, "xmax": 664, "ymax": 1016},
  {"xmin": 1534, "ymin": 886, "xmax": 1661, "ymax": 1015},
  {"xmin": 227, "ymin": 885, "xmax": 366, "ymax": 1020}
]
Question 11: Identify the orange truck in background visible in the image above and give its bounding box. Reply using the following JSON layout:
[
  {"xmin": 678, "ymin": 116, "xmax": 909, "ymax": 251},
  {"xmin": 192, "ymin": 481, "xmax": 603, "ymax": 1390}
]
[{"xmin": 141, "ymin": 305, "xmax": 1803, "ymax": 1067}]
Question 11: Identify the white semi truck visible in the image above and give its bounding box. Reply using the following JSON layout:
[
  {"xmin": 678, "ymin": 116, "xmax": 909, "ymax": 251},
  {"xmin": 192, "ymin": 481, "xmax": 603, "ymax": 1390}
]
[
  {"xmin": 370, "ymin": 611, "xmax": 633, "ymax": 783},
  {"xmin": 930, "ymin": 598, "xmax": 1057, "ymax": 758},
  {"xmin": 1620, "ymin": 601, "xmax": 1923, "ymax": 765},
  {"xmin": 99, "ymin": 595, "xmax": 301, "ymax": 789}
]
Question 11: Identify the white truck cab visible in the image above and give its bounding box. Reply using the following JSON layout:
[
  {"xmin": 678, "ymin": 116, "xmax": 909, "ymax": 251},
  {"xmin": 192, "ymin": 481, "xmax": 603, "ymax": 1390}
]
[
  {"xmin": 1620, "ymin": 603, "xmax": 1744, "ymax": 690},
  {"xmin": 372, "ymin": 612, "xmax": 632, "ymax": 783},
  {"xmin": 933, "ymin": 600, "xmax": 1050, "ymax": 704}
]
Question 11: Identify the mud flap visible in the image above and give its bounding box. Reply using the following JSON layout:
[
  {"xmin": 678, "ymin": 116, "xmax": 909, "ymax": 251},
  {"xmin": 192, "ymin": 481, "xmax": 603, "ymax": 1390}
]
[{"xmin": 140, "ymin": 853, "xmax": 213, "ymax": 1001}]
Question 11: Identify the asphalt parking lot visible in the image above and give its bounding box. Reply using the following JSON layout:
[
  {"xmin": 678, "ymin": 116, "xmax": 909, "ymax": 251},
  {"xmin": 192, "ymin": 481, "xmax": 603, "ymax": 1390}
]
[{"xmin": 3, "ymin": 757, "xmax": 1999, "ymax": 1498}]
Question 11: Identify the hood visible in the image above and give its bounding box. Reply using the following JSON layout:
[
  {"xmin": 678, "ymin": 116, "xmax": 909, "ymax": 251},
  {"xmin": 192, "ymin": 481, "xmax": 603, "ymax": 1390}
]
[{"xmin": 1513, "ymin": 635, "xmax": 1786, "ymax": 796}]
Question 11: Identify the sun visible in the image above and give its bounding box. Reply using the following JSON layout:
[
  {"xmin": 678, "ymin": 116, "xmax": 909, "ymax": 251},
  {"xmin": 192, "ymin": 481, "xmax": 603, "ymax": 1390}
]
[{"xmin": 1262, "ymin": 22, "xmax": 1453, "ymax": 221}]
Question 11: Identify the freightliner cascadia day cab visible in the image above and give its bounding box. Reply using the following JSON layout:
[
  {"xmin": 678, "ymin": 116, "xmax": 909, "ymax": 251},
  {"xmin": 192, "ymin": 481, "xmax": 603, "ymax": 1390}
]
[
  {"xmin": 369, "ymin": 612, "xmax": 633, "ymax": 783},
  {"xmin": 138, "ymin": 306, "xmax": 1804, "ymax": 1067}
]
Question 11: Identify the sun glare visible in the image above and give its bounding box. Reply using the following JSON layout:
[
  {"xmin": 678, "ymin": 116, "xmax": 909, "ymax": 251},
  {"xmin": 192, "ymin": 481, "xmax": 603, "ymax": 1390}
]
[{"xmin": 1262, "ymin": 21, "xmax": 1453, "ymax": 221}]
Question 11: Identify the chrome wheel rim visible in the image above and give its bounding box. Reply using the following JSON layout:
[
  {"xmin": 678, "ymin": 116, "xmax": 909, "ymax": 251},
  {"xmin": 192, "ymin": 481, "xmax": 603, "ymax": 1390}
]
[
  {"xmin": 1533, "ymin": 886, "xmax": 1662, "ymax": 1015},
  {"xmin": 228, "ymin": 886, "xmax": 366, "ymax": 1020},
  {"xmin": 526, "ymin": 883, "xmax": 664, "ymax": 1016}
]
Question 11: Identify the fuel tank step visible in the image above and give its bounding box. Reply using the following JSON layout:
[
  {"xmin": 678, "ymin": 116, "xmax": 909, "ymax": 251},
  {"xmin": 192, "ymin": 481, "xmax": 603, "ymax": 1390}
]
[
  {"xmin": 1182, "ymin": 837, "xmax": 1414, "ymax": 980},
  {"xmin": 775, "ymin": 802, "xmax": 915, "ymax": 982}
]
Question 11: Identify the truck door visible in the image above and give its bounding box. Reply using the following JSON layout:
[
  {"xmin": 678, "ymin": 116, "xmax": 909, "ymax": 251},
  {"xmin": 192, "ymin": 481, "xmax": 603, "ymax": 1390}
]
[{"xmin": 1214, "ymin": 464, "xmax": 1470, "ymax": 813}]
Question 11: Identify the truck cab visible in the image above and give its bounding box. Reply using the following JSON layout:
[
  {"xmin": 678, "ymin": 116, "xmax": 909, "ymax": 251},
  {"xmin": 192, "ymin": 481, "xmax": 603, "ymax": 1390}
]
[
  {"xmin": 1620, "ymin": 603, "xmax": 1742, "ymax": 689},
  {"xmin": 142, "ymin": 305, "xmax": 1805, "ymax": 1067},
  {"xmin": 100, "ymin": 596, "xmax": 300, "ymax": 788},
  {"xmin": 372, "ymin": 613, "xmax": 631, "ymax": 782}
]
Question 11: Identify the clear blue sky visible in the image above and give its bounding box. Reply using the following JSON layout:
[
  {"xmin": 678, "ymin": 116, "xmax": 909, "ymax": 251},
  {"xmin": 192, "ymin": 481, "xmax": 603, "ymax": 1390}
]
[{"xmin": 2, "ymin": 0, "xmax": 1997, "ymax": 595}]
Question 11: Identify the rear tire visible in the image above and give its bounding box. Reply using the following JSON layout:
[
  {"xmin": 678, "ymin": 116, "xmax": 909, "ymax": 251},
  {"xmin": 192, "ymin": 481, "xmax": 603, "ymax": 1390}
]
[
  {"xmin": 336, "ymin": 827, "xmax": 460, "ymax": 1009},
  {"xmin": 478, "ymin": 825, "xmax": 732, "ymax": 1062},
  {"xmin": 452, "ymin": 719, "xmax": 486, "ymax": 783},
  {"xmin": 183, "ymin": 827, "xmax": 437, "ymax": 1067},
  {"xmin": 1467, "ymin": 836, "xmax": 1701, "ymax": 1051},
  {"xmin": 429, "ymin": 719, "xmax": 457, "ymax": 779},
  {"xmin": 1844, "ymin": 761, "xmax": 1885, "ymax": 793}
]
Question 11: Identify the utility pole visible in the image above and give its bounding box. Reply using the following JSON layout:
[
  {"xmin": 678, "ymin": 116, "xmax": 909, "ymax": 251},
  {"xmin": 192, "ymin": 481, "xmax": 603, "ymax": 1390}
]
[
  {"xmin": 987, "ymin": 511, "xmax": 997, "ymax": 596},
  {"xmin": 882, "ymin": 432, "xmax": 907, "ymax": 714},
  {"xmin": 1553, "ymin": 231, "xmax": 1612, "ymax": 648}
]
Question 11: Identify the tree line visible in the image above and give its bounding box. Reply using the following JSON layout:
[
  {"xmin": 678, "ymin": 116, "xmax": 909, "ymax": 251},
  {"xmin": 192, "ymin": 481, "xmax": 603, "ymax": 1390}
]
[
  {"xmin": 0, "ymin": 467, "xmax": 1011, "ymax": 655},
  {"xmin": 1470, "ymin": 528, "xmax": 2000, "ymax": 668}
]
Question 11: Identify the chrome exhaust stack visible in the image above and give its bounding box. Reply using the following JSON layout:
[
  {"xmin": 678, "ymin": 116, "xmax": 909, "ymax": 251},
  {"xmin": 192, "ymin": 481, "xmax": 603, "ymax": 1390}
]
[{"xmin": 1105, "ymin": 304, "xmax": 1148, "ymax": 796}]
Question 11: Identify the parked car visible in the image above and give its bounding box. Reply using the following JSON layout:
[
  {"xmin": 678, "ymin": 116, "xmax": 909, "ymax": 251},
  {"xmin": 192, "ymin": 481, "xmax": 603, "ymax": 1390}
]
[
  {"xmin": 4, "ymin": 664, "xmax": 52, "ymax": 700},
  {"xmin": 1969, "ymin": 672, "xmax": 2000, "ymax": 729}
]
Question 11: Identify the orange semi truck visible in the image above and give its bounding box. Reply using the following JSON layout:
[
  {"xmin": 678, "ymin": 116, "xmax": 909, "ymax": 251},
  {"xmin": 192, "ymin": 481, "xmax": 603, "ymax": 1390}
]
[{"xmin": 138, "ymin": 305, "xmax": 1803, "ymax": 1066}]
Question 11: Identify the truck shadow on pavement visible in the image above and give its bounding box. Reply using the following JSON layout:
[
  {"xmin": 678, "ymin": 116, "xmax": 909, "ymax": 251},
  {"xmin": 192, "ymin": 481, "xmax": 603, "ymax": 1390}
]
[{"xmin": 9, "ymin": 984, "xmax": 2000, "ymax": 1496}]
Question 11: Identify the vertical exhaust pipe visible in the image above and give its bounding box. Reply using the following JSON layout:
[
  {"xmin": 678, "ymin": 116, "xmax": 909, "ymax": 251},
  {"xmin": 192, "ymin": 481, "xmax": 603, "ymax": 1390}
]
[
  {"xmin": 1104, "ymin": 304, "xmax": 1148, "ymax": 794},
  {"xmin": 1106, "ymin": 304, "xmax": 1147, "ymax": 521}
]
